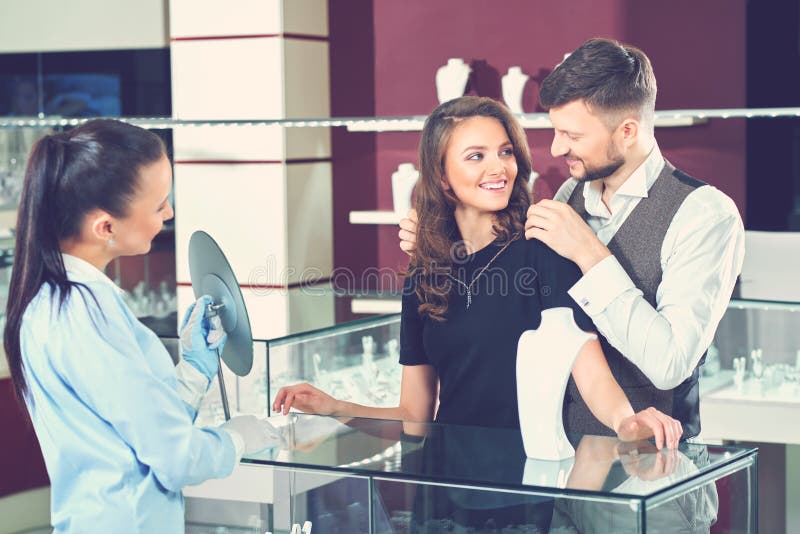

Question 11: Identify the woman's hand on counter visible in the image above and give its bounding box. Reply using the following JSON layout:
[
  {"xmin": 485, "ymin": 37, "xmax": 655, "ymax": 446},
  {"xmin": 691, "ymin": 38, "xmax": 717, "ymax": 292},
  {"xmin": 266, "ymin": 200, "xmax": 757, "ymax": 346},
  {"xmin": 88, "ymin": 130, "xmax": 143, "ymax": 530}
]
[
  {"xmin": 615, "ymin": 407, "xmax": 682, "ymax": 450},
  {"xmin": 272, "ymin": 382, "xmax": 341, "ymax": 416}
]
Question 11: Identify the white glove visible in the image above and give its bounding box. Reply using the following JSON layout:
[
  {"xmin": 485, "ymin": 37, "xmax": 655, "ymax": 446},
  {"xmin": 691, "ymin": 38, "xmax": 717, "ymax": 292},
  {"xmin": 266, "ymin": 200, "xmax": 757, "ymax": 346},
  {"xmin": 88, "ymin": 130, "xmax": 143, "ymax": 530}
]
[{"xmin": 220, "ymin": 415, "xmax": 284, "ymax": 456}]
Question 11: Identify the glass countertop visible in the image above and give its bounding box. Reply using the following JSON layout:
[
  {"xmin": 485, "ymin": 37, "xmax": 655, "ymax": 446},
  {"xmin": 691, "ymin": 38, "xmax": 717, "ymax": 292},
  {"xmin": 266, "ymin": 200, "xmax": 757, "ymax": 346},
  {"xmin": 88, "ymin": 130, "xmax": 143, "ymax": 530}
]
[{"xmin": 243, "ymin": 414, "xmax": 756, "ymax": 502}]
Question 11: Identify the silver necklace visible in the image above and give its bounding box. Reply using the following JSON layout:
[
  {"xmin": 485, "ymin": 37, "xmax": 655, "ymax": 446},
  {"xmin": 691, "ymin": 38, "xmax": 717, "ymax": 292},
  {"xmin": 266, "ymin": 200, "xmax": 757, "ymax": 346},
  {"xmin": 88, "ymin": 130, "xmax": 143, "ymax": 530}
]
[{"xmin": 447, "ymin": 240, "xmax": 513, "ymax": 309}]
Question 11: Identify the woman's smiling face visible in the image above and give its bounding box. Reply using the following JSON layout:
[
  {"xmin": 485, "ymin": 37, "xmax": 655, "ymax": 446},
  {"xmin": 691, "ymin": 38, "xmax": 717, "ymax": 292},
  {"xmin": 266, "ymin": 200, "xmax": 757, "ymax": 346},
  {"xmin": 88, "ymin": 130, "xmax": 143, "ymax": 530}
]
[{"xmin": 442, "ymin": 116, "xmax": 518, "ymax": 217}]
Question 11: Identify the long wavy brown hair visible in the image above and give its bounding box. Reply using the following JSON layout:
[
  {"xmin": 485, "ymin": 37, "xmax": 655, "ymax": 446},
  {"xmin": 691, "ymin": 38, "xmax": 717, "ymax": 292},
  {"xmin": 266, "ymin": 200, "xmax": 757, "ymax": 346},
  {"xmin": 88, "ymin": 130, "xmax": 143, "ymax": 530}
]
[{"xmin": 409, "ymin": 96, "xmax": 532, "ymax": 321}]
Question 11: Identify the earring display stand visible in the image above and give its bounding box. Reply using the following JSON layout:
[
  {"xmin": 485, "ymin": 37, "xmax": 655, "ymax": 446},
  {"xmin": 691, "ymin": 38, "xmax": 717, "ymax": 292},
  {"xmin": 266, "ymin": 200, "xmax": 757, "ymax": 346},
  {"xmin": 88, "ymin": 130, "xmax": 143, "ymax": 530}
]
[{"xmin": 188, "ymin": 230, "xmax": 254, "ymax": 421}]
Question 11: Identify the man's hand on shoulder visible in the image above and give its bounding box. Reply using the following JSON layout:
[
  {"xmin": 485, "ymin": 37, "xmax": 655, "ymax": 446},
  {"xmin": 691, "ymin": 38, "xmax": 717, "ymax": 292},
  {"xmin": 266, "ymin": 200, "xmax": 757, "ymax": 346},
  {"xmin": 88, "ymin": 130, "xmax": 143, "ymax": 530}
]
[{"xmin": 525, "ymin": 199, "xmax": 611, "ymax": 273}]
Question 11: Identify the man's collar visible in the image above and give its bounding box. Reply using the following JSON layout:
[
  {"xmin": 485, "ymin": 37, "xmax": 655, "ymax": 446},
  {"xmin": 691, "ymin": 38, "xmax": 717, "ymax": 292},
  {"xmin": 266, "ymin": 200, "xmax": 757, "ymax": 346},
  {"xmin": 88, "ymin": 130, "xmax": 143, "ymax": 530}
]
[
  {"xmin": 613, "ymin": 142, "xmax": 665, "ymax": 199},
  {"xmin": 581, "ymin": 142, "xmax": 665, "ymax": 217}
]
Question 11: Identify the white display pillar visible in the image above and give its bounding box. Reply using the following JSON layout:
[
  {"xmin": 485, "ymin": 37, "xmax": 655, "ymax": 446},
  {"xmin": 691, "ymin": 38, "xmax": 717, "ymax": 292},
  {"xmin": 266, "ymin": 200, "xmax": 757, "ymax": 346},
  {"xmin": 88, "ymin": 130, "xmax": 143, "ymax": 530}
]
[{"xmin": 169, "ymin": 0, "xmax": 334, "ymax": 341}]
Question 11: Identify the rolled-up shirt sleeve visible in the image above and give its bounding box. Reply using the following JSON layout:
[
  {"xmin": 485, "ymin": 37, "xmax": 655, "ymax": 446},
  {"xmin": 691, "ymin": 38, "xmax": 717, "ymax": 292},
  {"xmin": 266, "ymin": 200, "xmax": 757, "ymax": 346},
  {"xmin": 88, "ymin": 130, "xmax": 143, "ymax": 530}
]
[{"xmin": 567, "ymin": 188, "xmax": 745, "ymax": 389}]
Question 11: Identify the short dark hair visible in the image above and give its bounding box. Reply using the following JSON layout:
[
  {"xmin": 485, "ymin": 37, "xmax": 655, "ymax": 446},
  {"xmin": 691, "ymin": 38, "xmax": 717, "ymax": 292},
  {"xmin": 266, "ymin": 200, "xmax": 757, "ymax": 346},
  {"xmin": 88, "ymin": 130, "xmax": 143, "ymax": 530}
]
[{"xmin": 540, "ymin": 38, "xmax": 657, "ymax": 127}]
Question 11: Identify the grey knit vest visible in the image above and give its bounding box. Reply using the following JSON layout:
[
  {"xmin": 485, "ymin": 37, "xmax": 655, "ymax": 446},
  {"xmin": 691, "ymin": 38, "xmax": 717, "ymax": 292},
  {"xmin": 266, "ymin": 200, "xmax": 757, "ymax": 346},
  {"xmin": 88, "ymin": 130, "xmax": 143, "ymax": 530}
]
[{"xmin": 563, "ymin": 160, "xmax": 706, "ymax": 439}]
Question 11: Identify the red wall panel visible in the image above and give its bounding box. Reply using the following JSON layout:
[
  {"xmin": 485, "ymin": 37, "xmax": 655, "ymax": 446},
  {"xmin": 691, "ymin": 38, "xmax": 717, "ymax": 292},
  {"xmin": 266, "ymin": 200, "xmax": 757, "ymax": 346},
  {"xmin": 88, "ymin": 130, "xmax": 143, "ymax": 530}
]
[
  {"xmin": 0, "ymin": 378, "xmax": 49, "ymax": 498},
  {"xmin": 330, "ymin": 1, "xmax": 747, "ymax": 283}
]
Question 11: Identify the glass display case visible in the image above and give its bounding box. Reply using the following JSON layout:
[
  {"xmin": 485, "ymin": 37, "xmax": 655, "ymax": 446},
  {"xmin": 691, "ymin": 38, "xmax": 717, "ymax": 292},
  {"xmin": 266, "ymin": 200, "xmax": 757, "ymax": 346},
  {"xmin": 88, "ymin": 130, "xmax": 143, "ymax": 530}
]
[
  {"xmin": 184, "ymin": 414, "xmax": 757, "ymax": 533},
  {"xmin": 266, "ymin": 314, "xmax": 402, "ymax": 413},
  {"xmin": 180, "ymin": 299, "xmax": 800, "ymax": 443},
  {"xmin": 0, "ymin": 128, "xmax": 47, "ymax": 211},
  {"xmin": 160, "ymin": 314, "xmax": 402, "ymax": 428},
  {"xmin": 176, "ymin": 292, "xmax": 800, "ymax": 443},
  {"xmin": 0, "ymin": 237, "xmax": 13, "ymax": 378},
  {"xmin": 0, "ymin": 124, "xmax": 177, "ymax": 336},
  {"xmin": 171, "ymin": 309, "xmax": 767, "ymax": 532},
  {"xmin": 700, "ymin": 297, "xmax": 800, "ymax": 444}
]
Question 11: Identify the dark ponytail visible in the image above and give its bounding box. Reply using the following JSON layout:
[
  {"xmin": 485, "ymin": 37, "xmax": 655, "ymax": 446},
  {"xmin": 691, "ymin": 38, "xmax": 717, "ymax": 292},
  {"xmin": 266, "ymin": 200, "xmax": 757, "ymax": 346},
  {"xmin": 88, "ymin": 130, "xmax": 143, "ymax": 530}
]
[{"xmin": 4, "ymin": 119, "xmax": 165, "ymax": 401}]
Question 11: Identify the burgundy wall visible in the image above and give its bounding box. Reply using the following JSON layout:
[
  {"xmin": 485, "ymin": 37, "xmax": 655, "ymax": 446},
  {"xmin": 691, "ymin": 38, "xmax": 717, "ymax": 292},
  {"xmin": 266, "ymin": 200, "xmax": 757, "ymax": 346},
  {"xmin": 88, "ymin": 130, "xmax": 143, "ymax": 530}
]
[
  {"xmin": 0, "ymin": 379, "xmax": 49, "ymax": 497},
  {"xmin": 330, "ymin": 0, "xmax": 378, "ymax": 289},
  {"xmin": 330, "ymin": 0, "xmax": 746, "ymax": 285}
]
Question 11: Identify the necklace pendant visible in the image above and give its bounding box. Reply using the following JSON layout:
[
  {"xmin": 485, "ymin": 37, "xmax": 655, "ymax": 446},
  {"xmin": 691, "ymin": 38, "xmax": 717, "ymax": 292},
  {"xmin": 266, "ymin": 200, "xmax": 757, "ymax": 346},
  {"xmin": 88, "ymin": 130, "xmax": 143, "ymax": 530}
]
[{"xmin": 466, "ymin": 290, "xmax": 472, "ymax": 310}]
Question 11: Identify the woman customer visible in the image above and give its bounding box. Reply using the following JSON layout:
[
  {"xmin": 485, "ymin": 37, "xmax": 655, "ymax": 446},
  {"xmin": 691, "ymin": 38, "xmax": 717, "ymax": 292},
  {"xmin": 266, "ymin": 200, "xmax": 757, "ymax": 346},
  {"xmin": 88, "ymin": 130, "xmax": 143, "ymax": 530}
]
[{"xmin": 273, "ymin": 97, "xmax": 681, "ymax": 447}]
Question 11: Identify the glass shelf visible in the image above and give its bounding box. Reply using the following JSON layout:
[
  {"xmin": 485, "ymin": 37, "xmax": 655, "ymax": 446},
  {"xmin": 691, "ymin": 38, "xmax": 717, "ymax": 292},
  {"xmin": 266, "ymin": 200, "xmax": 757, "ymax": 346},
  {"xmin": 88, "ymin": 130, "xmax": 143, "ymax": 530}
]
[
  {"xmin": 727, "ymin": 297, "xmax": 800, "ymax": 311},
  {"xmin": 1, "ymin": 106, "xmax": 799, "ymax": 131},
  {"xmin": 348, "ymin": 210, "xmax": 402, "ymax": 225}
]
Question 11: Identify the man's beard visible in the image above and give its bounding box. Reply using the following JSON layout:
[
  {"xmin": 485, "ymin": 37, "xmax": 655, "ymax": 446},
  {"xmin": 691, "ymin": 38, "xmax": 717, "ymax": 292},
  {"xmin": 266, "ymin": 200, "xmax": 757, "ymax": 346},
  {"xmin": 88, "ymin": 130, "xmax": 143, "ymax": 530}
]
[
  {"xmin": 578, "ymin": 158, "xmax": 625, "ymax": 182},
  {"xmin": 571, "ymin": 146, "xmax": 626, "ymax": 183}
]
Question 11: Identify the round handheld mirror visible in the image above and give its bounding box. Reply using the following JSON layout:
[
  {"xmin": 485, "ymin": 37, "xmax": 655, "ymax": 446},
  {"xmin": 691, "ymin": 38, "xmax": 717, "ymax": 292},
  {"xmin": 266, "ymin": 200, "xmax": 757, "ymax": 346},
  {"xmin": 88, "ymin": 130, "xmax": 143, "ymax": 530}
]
[{"xmin": 188, "ymin": 230, "xmax": 253, "ymax": 376}]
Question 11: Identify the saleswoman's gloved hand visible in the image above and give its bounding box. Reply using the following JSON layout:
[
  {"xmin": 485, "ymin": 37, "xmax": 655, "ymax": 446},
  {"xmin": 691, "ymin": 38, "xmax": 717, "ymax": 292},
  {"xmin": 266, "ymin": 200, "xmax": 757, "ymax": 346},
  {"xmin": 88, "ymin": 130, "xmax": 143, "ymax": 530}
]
[
  {"xmin": 221, "ymin": 415, "xmax": 284, "ymax": 455},
  {"xmin": 179, "ymin": 295, "xmax": 227, "ymax": 380}
]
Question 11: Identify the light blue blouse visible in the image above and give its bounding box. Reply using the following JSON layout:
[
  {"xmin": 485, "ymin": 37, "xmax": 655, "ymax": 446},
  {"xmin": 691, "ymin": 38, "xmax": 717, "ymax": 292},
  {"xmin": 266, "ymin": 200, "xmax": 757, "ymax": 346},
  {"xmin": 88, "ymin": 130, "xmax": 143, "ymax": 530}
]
[{"xmin": 20, "ymin": 255, "xmax": 236, "ymax": 533}]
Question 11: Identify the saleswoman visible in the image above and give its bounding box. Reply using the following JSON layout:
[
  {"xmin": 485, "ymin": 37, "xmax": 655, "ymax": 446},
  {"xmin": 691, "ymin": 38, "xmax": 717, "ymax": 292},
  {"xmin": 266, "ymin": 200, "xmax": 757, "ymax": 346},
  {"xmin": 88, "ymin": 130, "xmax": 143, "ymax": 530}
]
[
  {"xmin": 3, "ymin": 119, "xmax": 276, "ymax": 533},
  {"xmin": 273, "ymin": 97, "xmax": 682, "ymax": 448}
]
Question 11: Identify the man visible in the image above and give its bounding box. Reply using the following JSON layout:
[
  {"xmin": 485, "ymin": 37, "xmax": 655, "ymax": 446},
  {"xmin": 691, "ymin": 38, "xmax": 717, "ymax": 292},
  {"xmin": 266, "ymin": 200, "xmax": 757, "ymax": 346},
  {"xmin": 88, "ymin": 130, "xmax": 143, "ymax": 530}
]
[{"xmin": 399, "ymin": 38, "xmax": 744, "ymax": 439}]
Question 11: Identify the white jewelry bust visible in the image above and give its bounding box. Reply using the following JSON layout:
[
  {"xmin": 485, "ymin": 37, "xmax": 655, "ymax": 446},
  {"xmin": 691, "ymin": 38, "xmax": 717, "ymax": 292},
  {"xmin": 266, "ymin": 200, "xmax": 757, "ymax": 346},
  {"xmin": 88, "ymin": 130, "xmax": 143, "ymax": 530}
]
[
  {"xmin": 516, "ymin": 307, "xmax": 596, "ymax": 461},
  {"xmin": 435, "ymin": 58, "xmax": 471, "ymax": 104},
  {"xmin": 501, "ymin": 66, "xmax": 529, "ymax": 114},
  {"xmin": 391, "ymin": 163, "xmax": 419, "ymax": 215}
]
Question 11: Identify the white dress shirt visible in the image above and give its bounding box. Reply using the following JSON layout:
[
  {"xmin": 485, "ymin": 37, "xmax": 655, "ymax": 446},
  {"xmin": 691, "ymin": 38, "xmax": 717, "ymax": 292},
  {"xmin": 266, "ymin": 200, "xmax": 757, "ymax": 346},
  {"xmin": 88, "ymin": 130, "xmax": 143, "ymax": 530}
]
[{"xmin": 555, "ymin": 143, "xmax": 745, "ymax": 389}]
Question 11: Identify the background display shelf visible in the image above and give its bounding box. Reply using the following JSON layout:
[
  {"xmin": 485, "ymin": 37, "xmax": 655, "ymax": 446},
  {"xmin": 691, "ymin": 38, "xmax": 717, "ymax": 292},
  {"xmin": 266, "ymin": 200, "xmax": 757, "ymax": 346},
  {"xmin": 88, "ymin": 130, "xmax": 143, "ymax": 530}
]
[
  {"xmin": 1, "ymin": 106, "xmax": 800, "ymax": 131},
  {"xmin": 348, "ymin": 210, "xmax": 403, "ymax": 225}
]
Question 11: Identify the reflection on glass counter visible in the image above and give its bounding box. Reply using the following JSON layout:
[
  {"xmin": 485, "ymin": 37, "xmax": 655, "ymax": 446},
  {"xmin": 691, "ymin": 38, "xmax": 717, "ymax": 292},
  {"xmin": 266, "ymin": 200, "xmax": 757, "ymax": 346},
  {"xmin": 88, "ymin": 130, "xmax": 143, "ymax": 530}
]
[{"xmin": 185, "ymin": 414, "xmax": 756, "ymax": 533}]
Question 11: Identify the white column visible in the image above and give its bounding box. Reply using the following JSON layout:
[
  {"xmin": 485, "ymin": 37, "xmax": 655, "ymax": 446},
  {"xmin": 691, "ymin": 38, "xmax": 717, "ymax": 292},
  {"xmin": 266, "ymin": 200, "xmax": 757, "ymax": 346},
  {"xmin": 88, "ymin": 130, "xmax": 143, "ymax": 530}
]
[{"xmin": 169, "ymin": 0, "xmax": 334, "ymax": 341}]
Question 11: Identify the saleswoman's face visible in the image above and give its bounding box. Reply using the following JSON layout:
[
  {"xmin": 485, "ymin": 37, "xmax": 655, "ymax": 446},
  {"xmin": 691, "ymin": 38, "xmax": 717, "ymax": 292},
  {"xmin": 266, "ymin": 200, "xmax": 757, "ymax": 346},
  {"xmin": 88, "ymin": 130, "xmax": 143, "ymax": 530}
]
[
  {"xmin": 442, "ymin": 116, "xmax": 518, "ymax": 215},
  {"xmin": 113, "ymin": 153, "xmax": 174, "ymax": 256}
]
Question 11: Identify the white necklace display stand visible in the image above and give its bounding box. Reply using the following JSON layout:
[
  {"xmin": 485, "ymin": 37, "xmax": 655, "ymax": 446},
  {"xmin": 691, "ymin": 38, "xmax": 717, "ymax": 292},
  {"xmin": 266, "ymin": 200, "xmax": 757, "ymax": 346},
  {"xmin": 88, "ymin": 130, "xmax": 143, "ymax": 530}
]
[
  {"xmin": 516, "ymin": 307, "xmax": 596, "ymax": 461},
  {"xmin": 501, "ymin": 66, "xmax": 529, "ymax": 114},
  {"xmin": 391, "ymin": 163, "xmax": 419, "ymax": 215},
  {"xmin": 527, "ymin": 169, "xmax": 539, "ymax": 194},
  {"xmin": 435, "ymin": 58, "xmax": 471, "ymax": 104},
  {"xmin": 522, "ymin": 455, "xmax": 576, "ymax": 489}
]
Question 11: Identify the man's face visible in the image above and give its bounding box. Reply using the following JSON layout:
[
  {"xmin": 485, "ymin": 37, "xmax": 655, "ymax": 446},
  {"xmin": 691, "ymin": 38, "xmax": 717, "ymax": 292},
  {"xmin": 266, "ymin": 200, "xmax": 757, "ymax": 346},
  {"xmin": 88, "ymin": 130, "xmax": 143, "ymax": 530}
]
[{"xmin": 548, "ymin": 100, "xmax": 625, "ymax": 182}]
